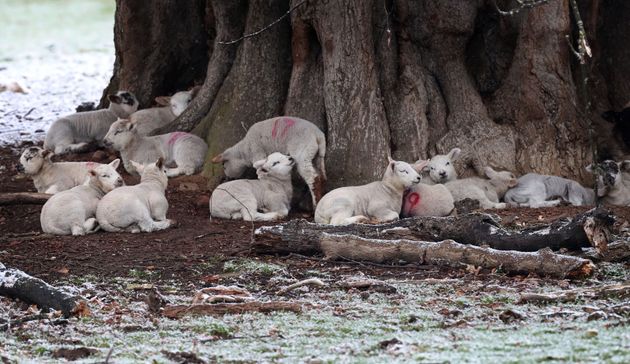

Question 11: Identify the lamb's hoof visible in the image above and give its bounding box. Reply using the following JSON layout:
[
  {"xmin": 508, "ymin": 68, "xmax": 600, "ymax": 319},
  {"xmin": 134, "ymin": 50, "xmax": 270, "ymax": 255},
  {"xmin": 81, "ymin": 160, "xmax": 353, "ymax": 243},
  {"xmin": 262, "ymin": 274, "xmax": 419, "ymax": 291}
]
[{"xmin": 168, "ymin": 219, "xmax": 179, "ymax": 228}]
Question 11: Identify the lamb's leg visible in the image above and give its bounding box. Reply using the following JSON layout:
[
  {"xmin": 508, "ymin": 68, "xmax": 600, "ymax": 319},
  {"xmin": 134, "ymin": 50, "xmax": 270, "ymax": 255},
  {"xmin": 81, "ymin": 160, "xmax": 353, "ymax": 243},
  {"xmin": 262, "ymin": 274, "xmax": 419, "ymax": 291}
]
[
  {"xmin": 83, "ymin": 218, "xmax": 99, "ymax": 233},
  {"xmin": 165, "ymin": 167, "xmax": 183, "ymax": 177},
  {"xmin": 253, "ymin": 212, "xmax": 283, "ymax": 221},
  {"xmin": 296, "ymin": 160, "xmax": 319, "ymax": 207},
  {"xmin": 341, "ymin": 215, "xmax": 370, "ymax": 225},
  {"xmin": 371, "ymin": 209, "xmax": 400, "ymax": 223},
  {"xmin": 70, "ymin": 225, "xmax": 86, "ymax": 236},
  {"xmin": 530, "ymin": 199, "xmax": 561, "ymax": 208},
  {"xmin": 479, "ymin": 197, "xmax": 506, "ymax": 210},
  {"xmin": 66, "ymin": 142, "xmax": 89, "ymax": 153},
  {"xmin": 44, "ymin": 185, "xmax": 60, "ymax": 194}
]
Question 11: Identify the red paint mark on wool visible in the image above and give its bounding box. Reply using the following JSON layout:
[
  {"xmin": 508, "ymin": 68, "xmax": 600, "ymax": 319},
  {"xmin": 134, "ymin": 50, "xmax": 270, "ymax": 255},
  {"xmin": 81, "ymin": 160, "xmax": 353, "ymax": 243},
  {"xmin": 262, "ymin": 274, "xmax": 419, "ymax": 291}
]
[
  {"xmin": 271, "ymin": 118, "xmax": 280, "ymax": 139},
  {"xmin": 280, "ymin": 118, "xmax": 295, "ymax": 138},
  {"xmin": 86, "ymin": 161, "xmax": 96, "ymax": 170},
  {"xmin": 403, "ymin": 192, "xmax": 421, "ymax": 216},
  {"xmin": 168, "ymin": 132, "xmax": 188, "ymax": 145}
]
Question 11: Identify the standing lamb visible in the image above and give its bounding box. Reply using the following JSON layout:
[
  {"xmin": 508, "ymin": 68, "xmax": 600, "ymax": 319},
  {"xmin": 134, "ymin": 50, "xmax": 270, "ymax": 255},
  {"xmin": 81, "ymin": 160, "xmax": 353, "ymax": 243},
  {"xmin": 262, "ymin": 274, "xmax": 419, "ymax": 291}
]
[
  {"xmin": 17, "ymin": 146, "xmax": 116, "ymax": 194},
  {"xmin": 420, "ymin": 148, "xmax": 461, "ymax": 184},
  {"xmin": 504, "ymin": 173, "xmax": 595, "ymax": 208},
  {"xmin": 314, "ymin": 157, "xmax": 421, "ymax": 225},
  {"xmin": 129, "ymin": 88, "xmax": 199, "ymax": 136},
  {"xmin": 103, "ymin": 119, "xmax": 207, "ymax": 177},
  {"xmin": 586, "ymin": 160, "xmax": 630, "ymax": 206},
  {"xmin": 211, "ymin": 116, "xmax": 326, "ymax": 206},
  {"xmin": 40, "ymin": 159, "xmax": 123, "ymax": 235},
  {"xmin": 401, "ymin": 159, "xmax": 455, "ymax": 217},
  {"xmin": 96, "ymin": 158, "xmax": 175, "ymax": 233},
  {"xmin": 445, "ymin": 167, "xmax": 517, "ymax": 209},
  {"xmin": 210, "ymin": 152, "xmax": 295, "ymax": 221},
  {"xmin": 44, "ymin": 91, "xmax": 138, "ymax": 154}
]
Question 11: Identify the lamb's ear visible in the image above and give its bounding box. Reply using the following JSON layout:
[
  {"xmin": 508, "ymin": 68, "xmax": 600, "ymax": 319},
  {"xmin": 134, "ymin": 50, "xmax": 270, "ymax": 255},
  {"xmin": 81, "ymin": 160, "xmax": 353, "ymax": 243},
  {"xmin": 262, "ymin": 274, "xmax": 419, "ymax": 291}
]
[
  {"xmin": 508, "ymin": 178, "xmax": 518, "ymax": 188},
  {"xmin": 447, "ymin": 148, "xmax": 462, "ymax": 161},
  {"xmin": 154, "ymin": 96, "xmax": 171, "ymax": 106},
  {"xmin": 253, "ymin": 158, "xmax": 266, "ymax": 169},
  {"xmin": 585, "ymin": 163, "xmax": 594, "ymax": 173},
  {"xmin": 413, "ymin": 159, "xmax": 430, "ymax": 173},
  {"xmin": 109, "ymin": 158, "xmax": 121, "ymax": 170},
  {"xmin": 130, "ymin": 160, "xmax": 144, "ymax": 173},
  {"xmin": 189, "ymin": 85, "xmax": 201, "ymax": 97},
  {"xmin": 88, "ymin": 170, "xmax": 97, "ymax": 177},
  {"xmin": 483, "ymin": 166, "xmax": 496, "ymax": 178},
  {"xmin": 620, "ymin": 160, "xmax": 630, "ymax": 172},
  {"xmin": 108, "ymin": 94, "xmax": 122, "ymax": 104},
  {"xmin": 41, "ymin": 149, "xmax": 53, "ymax": 160},
  {"xmin": 156, "ymin": 157, "xmax": 164, "ymax": 169},
  {"xmin": 211, "ymin": 154, "xmax": 224, "ymax": 163}
]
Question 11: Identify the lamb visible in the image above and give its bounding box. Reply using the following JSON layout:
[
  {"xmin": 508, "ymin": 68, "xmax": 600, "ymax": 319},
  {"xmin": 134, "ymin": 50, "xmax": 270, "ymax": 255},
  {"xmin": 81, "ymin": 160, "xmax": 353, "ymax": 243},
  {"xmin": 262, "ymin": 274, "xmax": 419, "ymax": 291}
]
[
  {"xmin": 444, "ymin": 167, "xmax": 517, "ymax": 209},
  {"xmin": 504, "ymin": 173, "xmax": 595, "ymax": 208},
  {"xmin": 586, "ymin": 160, "xmax": 630, "ymax": 206},
  {"xmin": 44, "ymin": 91, "xmax": 138, "ymax": 154},
  {"xmin": 211, "ymin": 116, "xmax": 326, "ymax": 206},
  {"xmin": 103, "ymin": 118, "xmax": 207, "ymax": 177},
  {"xmin": 96, "ymin": 158, "xmax": 175, "ymax": 233},
  {"xmin": 401, "ymin": 159, "xmax": 455, "ymax": 217},
  {"xmin": 420, "ymin": 148, "xmax": 461, "ymax": 184},
  {"xmin": 17, "ymin": 146, "xmax": 116, "ymax": 194},
  {"xmin": 209, "ymin": 152, "xmax": 295, "ymax": 221},
  {"xmin": 314, "ymin": 157, "xmax": 421, "ymax": 225},
  {"xmin": 129, "ymin": 88, "xmax": 198, "ymax": 136},
  {"xmin": 40, "ymin": 159, "xmax": 123, "ymax": 235}
]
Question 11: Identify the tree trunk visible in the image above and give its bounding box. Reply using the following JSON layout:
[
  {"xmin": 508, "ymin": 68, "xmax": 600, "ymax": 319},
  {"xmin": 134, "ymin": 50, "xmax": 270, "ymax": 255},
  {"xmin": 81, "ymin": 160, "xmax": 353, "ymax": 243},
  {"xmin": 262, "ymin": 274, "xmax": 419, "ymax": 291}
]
[{"xmin": 103, "ymin": 0, "xmax": 630, "ymax": 188}]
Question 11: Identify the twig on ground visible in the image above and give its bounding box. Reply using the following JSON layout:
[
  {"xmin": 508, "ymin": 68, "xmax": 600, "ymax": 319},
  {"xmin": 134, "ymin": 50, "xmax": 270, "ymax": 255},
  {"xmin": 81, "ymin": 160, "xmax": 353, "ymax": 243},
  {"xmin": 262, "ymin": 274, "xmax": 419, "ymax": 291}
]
[
  {"xmin": 277, "ymin": 278, "xmax": 325, "ymax": 295},
  {"xmin": 0, "ymin": 313, "xmax": 51, "ymax": 332},
  {"xmin": 518, "ymin": 283, "xmax": 630, "ymax": 304}
]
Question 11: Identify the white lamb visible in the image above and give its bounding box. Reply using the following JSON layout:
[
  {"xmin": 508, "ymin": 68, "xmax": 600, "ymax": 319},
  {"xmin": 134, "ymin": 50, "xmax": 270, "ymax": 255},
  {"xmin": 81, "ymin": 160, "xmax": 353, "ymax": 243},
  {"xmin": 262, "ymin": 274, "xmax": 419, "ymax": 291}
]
[
  {"xmin": 586, "ymin": 160, "xmax": 630, "ymax": 206},
  {"xmin": 504, "ymin": 173, "xmax": 595, "ymax": 208},
  {"xmin": 129, "ymin": 88, "xmax": 198, "ymax": 136},
  {"xmin": 44, "ymin": 91, "xmax": 138, "ymax": 154},
  {"xmin": 103, "ymin": 118, "xmax": 207, "ymax": 177},
  {"xmin": 18, "ymin": 146, "xmax": 115, "ymax": 194},
  {"xmin": 314, "ymin": 157, "xmax": 421, "ymax": 225},
  {"xmin": 40, "ymin": 159, "xmax": 123, "ymax": 235},
  {"xmin": 96, "ymin": 158, "xmax": 174, "ymax": 233},
  {"xmin": 210, "ymin": 152, "xmax": 295, "ymax": 221},
  {"xmin": 420, "ymin": 148, "xmax": 461, "ymax": 184},
  {"xmin": 211, "ymin": 116, "xmax": 326, "ymax": 206},
  {"xmin": 401, "ymin": 159, "xmax": 455, "ymax": 217},
  {"xmin": 445, "ymin": 167, "xmax": 518, "ymax": 209}
]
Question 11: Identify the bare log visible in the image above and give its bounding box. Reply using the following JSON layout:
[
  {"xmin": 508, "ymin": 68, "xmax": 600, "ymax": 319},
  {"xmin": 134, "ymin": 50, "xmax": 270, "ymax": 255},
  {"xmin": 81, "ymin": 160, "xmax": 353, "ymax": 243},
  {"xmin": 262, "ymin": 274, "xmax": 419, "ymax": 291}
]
[
  {"xmin": 518, "ymin": 283, "xmax": 630, "ymax": 304},
  {"xmin": 253, "ymin": 208, "xmax": 614, "ymax": 254},
  {"xmin": 317, "ymin": 234, "xmax": 594, "ymax": 279},
  {"xmin": 0, "ymin": 192, "xmax": 51, "ymax": 206},
  {"xmin": 163, "ymin": 301, "xmax": 302, "ymax": 318},
  {"xmin": 0, "ymin": 263, "xmax": 87, "ymax": 317}
]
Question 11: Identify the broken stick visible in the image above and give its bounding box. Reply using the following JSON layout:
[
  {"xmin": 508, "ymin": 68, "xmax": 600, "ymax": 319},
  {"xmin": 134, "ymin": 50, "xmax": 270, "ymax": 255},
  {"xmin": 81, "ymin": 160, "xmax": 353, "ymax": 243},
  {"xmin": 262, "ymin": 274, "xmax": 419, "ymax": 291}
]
[
  {"xmin": 317, "ymin": 234, "xmax": 594, "ymax": 278},
  {"xmin": 277, "ymin": 278, "xmax": 325, "ymax": 295},
  {"xmin": 518, "ymin": 283, "xmax": 630, "ymax": 304},
  {"xmin": 163, "ymin": 301, "xmax": 302, "ymax": 319},
  {"xmin": 0, "ymin": 263, "xmax": 87, "ymax": 317},
  {"xmin": 0, "ymin": 192, "xmax": 51, "ymax": 206}
]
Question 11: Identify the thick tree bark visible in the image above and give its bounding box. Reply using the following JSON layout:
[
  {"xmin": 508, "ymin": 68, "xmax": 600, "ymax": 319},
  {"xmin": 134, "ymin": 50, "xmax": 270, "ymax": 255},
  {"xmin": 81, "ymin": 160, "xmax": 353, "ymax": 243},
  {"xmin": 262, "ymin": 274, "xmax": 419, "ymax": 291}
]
[
  {"xmin": 253, "ymin": 208, "xmax": 614, "ymax": 254},
  {"xmin": 319, "ymin": 234, "xmax": 594, "ymax": 278},
  {"xmin": 103, "ymin": 0, "xmax": 630, "ymax": 188}
]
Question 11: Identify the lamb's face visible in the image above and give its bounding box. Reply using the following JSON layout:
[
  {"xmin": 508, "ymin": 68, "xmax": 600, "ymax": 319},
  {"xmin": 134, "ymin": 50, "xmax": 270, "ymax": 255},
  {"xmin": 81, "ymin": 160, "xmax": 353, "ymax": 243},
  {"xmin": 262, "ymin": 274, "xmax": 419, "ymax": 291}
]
[
  {"xmin": 18, "ymin": 147, "xmax": 51, "ymax": 175},
  {"xmin": 427, "ymin": 148, "xmax": 460, "ymax": 183},
  {"xmin": 170, "ymin": 90, "xmax": 193, "ymax": 117},
  {"xmin": 587, "ymin": 160, "xmax": 626, "ymax": 197},
  {"xmin": 108, "ymin": 91, "xmax": 139, "ymax": 116},
  {"xmin": 254, "ymin": 152, "xmax": 295, "ymax": 179},
  {"xmin": 90, "ymin": 159, "xmax": 124, "ymax": 193},
  {"xmin": 388, "ymin": 160, "xmax": 422, "ymax": 188},
  {"xmin": 104, "ymin": 120, "xmax": 135, "ymax": 150},
  {"xmin": 484, "ymin": 167, "xmax": 518, "ymax": 193}
]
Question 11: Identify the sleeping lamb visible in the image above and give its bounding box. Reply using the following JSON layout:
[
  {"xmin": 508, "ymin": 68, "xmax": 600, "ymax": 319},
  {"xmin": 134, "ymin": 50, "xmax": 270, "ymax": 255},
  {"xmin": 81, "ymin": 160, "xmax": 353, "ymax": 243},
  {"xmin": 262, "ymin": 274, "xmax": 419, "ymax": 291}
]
[
  {"xmin": 504, "ymin": 173, "xmax": 595, "ymax": 208},
  {"xmin": 103, "ymin": 118, "xmax": 207, "ymax": 177},
  {"xmin": 314, "ymin": 157, "xmax": 421, "ymax": 225},
  {"xmin": 129, "ymin": 87, "xmax": 199, "ymax": 136},
  {"xmin": 44, "ymin": 91, "xmax": 138, "ymax": 154},
  {"xmin": 445, "ymin": 167, "xmax": 517, "ymax": 209},
  {"xmin": 211, "ymin": 116, "xmax": 326, "ymax": 206},
  {"xmin": 40, "ymin": 159, "xmax": 123, "ymax": 235},
  {"xmin": 401, "ymin": 159, "xmax": 455, "ymax": 217},
  {"xmin": 210, "ymin": 152, "xmax": 295, "ymax": 221},
  {"xmin": 586, "ymin": 159, "xmax": 630, "ymax": 206},
  {"xmin": 96, "ymin": 158, "xmax": 174, "ymax": 233},
  {"xmin": 18, "ymin": 146, "xmax": 116, "ymax": 194}
]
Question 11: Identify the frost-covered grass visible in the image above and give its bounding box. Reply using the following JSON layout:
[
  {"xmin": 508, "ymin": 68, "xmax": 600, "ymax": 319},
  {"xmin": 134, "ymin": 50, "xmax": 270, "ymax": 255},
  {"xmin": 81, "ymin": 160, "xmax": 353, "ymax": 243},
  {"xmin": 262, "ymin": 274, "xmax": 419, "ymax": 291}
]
[{"xmin": 1, "ymin": 261, "xmax": 629, "ymax": 363}]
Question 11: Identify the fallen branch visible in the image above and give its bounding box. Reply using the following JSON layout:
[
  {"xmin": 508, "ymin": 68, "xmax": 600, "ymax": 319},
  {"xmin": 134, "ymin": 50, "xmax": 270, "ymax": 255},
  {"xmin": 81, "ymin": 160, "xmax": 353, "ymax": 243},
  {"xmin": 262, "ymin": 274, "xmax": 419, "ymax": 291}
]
[
  {"xmin": 0, "ymin": 192, "xmax": 51, "ymax": 206},
  {"xmin": 163, "ymin": 302, "xmax": 302, "ymax": 319},
  {"xmin": 0, "ymin": 263, "xmax": 88, "ymax": 317},
  {"xmin": 576, "ymin": 240, "xmax": 630, "ymax": 263},
  {"xmin": 318, "ymin": 234, "xmax": 594, "ymax": 278},
  {"xmin": 253, "ymin": 208, "xmax": 614, "ymax": 254},
  {"xmin": 277, "ymin": 278, "xmax": 325, "ymax": 295},
  {"xmin": 518, "ymin": 283, "xmax": 630, "ymax": 304}
]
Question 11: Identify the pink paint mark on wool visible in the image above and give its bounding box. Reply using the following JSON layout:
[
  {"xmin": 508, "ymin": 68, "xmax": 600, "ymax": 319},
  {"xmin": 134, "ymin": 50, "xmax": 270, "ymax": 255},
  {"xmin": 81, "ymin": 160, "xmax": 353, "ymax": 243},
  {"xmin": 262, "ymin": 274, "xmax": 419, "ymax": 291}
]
[
  {"xmin": 271, "ymin": 118, "xmax": 280, "ymax": 139},
  {"xmin": 403, "ymin": 192, "xmax": 421, "ymax": 216},
  {"xmin": 168, "ymin": 132, "xmax": 188, "ymax": 145},
  {"xmin": 280, "ymin": 118, "xmax": 295, "ymax": 138},
  {"xmin": 86, "ymin": 161, "xmax": 97, "ymax": 170}
]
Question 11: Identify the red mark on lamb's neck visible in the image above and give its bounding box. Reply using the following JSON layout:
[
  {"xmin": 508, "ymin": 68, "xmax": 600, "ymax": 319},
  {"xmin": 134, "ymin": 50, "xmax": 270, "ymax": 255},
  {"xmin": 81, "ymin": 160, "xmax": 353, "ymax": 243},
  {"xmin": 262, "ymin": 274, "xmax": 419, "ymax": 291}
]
[
  {"xmin": 403, "ymin": 191, "xmax": 421, "ymax": 216},
  {"xmin": 86, "ymin": 161, "xmax": 96, "ymax": 170},
  {"xmin": 168, "ymin": 132, "xmax": 188, "ymax": 145},
  {"xmin": 271, "ymin": 117, "xmax": 295, "ymax": 139}
]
